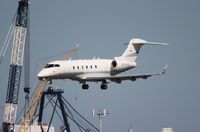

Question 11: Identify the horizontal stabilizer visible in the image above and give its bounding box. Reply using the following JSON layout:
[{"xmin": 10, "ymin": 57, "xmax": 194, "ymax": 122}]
[{"xmin": 130, "ymin": 38, "xmax": 168, "ymax": 45}]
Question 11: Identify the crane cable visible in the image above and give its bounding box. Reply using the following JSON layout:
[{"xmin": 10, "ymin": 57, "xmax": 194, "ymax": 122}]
[{"xmin": 0, "ymin": 12, "xmax": 17, "ymax": 64}]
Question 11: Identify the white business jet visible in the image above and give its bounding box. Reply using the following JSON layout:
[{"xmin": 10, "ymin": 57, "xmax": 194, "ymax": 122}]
[{"xmin": 37, "ymin": 38, "xmax": 168, "ymax": 90}]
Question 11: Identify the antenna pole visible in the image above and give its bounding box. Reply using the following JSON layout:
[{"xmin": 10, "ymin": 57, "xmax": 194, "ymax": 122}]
[{"xmin": 92, "ymin": 109, "xmax": 110, "ymax": 132}]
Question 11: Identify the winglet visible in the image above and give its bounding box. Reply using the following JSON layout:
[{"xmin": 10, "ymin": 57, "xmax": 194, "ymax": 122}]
[{"xmin": 161, "ymin": 64, "xmax": 168, "ymax": 74}]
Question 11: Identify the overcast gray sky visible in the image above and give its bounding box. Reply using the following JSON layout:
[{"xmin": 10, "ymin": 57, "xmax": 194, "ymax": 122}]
[{"xmin": 0, "ymin": 0, "xmax": 200, "ymax": 132}]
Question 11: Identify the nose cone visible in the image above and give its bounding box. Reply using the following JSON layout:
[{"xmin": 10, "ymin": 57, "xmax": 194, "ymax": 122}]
[
  {"xmin": 37, "ymin": 68, "xmax": 57, "ymax": 79},
  {"xmin": 37, "ymin": 69, "xmax": 45, "ymax": 79}
]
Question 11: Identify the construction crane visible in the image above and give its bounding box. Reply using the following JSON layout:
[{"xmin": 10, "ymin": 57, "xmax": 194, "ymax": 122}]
[
  {"xmin": 2, "ymin": 0, "xmax": 29, "ymax": 131},
  {"xmin": 1, "ymin": 0, "xmax": 98, "ymax": 131},
  {"xmin": 17, "ymin": 80, "xmax": 47, "ymax": 132}
]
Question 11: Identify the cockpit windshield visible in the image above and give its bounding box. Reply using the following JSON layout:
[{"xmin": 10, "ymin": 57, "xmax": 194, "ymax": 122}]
[{"xmin": 44, "ymin": 64, "xmax": 60, "ymax": 68}]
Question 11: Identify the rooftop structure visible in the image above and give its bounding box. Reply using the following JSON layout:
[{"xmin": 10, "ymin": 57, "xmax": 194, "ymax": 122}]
[{"xmin": 162, "ymin": 128, "xmax": 174, "ymax": 132}]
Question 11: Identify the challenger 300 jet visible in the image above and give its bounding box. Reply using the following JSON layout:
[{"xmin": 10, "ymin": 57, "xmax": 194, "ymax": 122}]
[{"xmin": 38, "ymin": 38, "xmax": 167, "ymax": 90}]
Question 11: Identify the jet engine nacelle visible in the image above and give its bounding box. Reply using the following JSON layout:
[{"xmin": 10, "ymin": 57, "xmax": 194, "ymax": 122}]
[
  {"xmin": 111, "ymin": 60, "xmax": 117, "ymax": 68},
  {"xmin": 110, "ymin": 59, "xmax": 136, "ymax": 75}
]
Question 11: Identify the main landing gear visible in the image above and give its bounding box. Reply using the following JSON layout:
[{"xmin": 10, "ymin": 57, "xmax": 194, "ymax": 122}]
[
  {"xmin": 82, "ymin": 82, "xmax": 108, "ymax": 90},
  {"xmin": 82, "ymin": 83, "xmax": 89, "ymax": 90},
  {"xmin": 100, "ymin": 84, "xmax": 107, "ymax": 90},
  {"xmin": 100, "ymin": 80, "xmax": 108, "ymax": 90}
]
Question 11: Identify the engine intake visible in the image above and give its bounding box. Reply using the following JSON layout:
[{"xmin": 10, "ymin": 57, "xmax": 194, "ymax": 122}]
[{"xmin": 111, "ymin": 60, "xmax": 117, "ymax": 67}]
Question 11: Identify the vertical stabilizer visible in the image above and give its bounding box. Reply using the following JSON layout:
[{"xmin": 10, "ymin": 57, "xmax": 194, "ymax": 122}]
[
  {"xmin": 120, "ymin": 38, "xmax": 167, "ymax": 62},
  {"xmin": 121, "ymin": 38, "xmax": 145, "ymax": 62}
]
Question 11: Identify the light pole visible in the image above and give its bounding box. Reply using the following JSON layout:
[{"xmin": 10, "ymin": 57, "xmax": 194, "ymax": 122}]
[{"xmin": 92, "ymin": 109, "xmax": 110, "ymax": 132}]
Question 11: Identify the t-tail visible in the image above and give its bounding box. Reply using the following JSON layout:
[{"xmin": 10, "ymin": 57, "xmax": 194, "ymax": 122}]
[{"xmin": 119, "ymin": 38, "xmax": 167, "ymax": 62}]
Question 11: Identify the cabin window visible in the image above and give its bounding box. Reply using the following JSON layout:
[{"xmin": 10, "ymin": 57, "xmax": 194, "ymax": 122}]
[
  {"xmin": 82, "ymin": 66, "xmax": 84, "ymax": 69},
  {"xmin": 77, "ymin": 66, "xmax": 79, "ymax": 69},
  {"xmin": 86, "ymin": 66, "xmax": 88, "ymax": 69},
  {"xmin": 95, "ymin": 65, "xmax": 97, "ymax": 68},
  {"xmin": 73, "ymin": 66, "xmax": 75, "ymax": 69},
  {"xmin": 90, "ymin": 65, "xmax": 92, "ymax": 69}
]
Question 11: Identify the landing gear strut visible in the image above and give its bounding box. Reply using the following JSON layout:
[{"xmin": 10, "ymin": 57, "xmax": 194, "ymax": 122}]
[
  {"xmin": 47, "ymin": 79, "xmax": 53, "ymax": 91},
  {"xmin": 100, "ymin": 80, "xmax": 108, "ymax": 90}
]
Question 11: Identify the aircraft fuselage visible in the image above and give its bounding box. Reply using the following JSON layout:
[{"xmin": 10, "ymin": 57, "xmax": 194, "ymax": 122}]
[{"xmin": 38, "ymin": 58, "xmax": 136, "ymax": 82}]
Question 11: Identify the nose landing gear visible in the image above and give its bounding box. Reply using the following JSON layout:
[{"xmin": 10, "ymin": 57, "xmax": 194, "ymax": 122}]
[
  {"xmin": 47, "ymin": 79, "xmax": 53, "ymax": 91},
  {"xmin": 48, "ymin": 79, "xmax": 52, "ymax": 85}
]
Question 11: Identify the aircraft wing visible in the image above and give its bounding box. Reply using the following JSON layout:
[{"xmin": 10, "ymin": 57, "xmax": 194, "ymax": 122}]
[
  {"xmin": 80, "ymin": 65, "xmax": 168, "ymax": 83},
  {"xmin": 106, "ymin": 65, "xmax": 168, "ymax": 83}
]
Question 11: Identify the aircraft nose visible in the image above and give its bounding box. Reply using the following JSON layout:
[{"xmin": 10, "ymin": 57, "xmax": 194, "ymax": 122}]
[{"xmin": 37, "ymin": 70, "xmax": 45, "ymax": 78}]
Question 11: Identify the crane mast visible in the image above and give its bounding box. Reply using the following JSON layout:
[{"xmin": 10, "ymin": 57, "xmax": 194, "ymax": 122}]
[{"xmin": 2, "ymin": 0, "xmax": 29, "ymax": 131}]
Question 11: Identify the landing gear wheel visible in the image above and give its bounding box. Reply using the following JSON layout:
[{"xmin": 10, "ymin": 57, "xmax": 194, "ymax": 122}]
[
  {"xmin": 48, "ymin": 86, "xmax": 53, "ymax": 92},
  {"xmin": 48, "ymin": 80, "xmax": 52, "ymax": 84},
  {"xmin": 82, "ymin": 84, "xmax": 89, "ymax": 90},
  {"xmin": 100, "ymin": 84, "xmax": 108, "ymax": 90}
]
